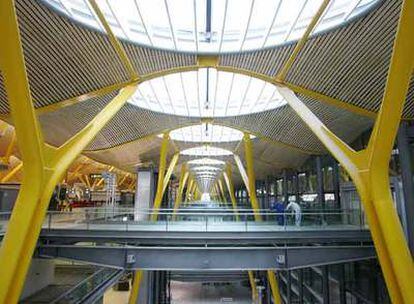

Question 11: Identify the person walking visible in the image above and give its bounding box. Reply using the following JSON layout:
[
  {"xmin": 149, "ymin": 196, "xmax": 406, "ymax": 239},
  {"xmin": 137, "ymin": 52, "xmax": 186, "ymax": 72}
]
[{"xmin": 285, "ymin": 201, "xmax": 302, "ymax": 226}]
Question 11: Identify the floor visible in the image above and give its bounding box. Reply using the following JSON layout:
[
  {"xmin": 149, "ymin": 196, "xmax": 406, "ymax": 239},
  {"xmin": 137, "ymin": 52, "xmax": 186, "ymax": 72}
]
[{"xmin": 103, "ymin": 288, "xmax": 131, "ymax": 304}]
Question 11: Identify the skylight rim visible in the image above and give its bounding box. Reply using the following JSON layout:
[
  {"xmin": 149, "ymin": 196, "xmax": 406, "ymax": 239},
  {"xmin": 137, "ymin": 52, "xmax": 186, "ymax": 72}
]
[{"xmin": 40, "ymin": 0, "xmax": 382, "ymax": 55}]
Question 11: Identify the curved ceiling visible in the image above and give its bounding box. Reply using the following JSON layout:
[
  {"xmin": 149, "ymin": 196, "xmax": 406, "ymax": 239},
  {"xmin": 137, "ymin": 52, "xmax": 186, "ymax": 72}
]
[
  {"xmin": 0, "ymin": 0, "xmax": 409, "ymax": 187},
  {"xmin": 42, "ymin": 0, "xmax": 379, "ymax": 53},
  {"xmin": 129, "ymin": 68, "xmax": 287, "ymax": 117}
]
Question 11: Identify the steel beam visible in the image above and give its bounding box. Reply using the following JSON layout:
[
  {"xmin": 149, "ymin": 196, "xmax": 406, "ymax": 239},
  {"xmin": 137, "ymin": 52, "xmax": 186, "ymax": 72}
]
[
  {"xmin": 38, "ymin": 245, "xmax": 376, "ymax": 271},
  {"xmin": 38, "ymin": 228, "xmax": 372, "ymax": 246}
]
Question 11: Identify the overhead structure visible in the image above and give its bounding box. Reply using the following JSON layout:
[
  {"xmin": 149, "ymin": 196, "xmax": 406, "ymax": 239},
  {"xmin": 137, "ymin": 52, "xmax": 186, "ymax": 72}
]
[{"xmin": 0, "ymin": 0, "xmax": 413, "ymax": 303}]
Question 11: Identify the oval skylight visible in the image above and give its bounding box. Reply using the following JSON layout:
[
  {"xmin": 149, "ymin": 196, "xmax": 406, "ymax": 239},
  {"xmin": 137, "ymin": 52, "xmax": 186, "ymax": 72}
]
[
  {"xmin": 43, "ymin": 0, "xmax": 379, "ymax": 53},
  {"xmin": 170, "ymin": 124, "xmax": 243, "ymax": 142},
  {"xmin": 192, "ymin": 166, "xmax": 221, "ymax": 172},
  {"xmin": 188, "ymin": 158, "xmax": 225, "ymax": 166},
  {"xmin": 129, "ymin": 68, "xmax": 287, "ymax": 117},
  {"xmin": 181, "ymin": 146, "xmax": 233, "ymax": 156}
]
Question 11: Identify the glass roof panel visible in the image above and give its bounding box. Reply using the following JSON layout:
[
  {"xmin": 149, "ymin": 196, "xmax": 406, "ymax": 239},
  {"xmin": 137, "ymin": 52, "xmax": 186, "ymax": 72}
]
[
  {"xmin": 188, "ymin": 158, "xmax": 225, "ymax": 166},
  {"xmin": 169, "ymin": 124, "xmax": 243, "ymax": 142},
  {"xmin": 128, "ymin": 68, "xmax": 287, "ymax": 117},
  {"xmin": 193, "ymin": 166, "xmax": 221, "ymax": 171},
  {"xmin": 181, "ymin": 146, "xmax": 233, "ymax": 156},
  {"xmin": 42, "ymin": 0, "xmax": 379, "ymax": 53}
]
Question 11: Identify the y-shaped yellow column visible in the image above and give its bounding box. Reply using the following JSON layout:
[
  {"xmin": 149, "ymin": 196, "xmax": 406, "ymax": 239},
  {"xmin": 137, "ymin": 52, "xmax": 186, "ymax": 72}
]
[
  {"xmin": 0, "ymin": 2, "xmax": 137, "ymax": 301},
  {"xmin": 242, "ymin": 134, "xmax": 282, "ymax": 304},
  {"xmin": 277, "ymin": 2, "xmax": 414, "ymax": 299}
]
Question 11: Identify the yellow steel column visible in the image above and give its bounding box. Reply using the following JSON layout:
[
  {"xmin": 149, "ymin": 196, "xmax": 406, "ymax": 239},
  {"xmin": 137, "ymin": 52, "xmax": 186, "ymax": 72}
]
[
  {"xmin": 186, "ymin": 178, "xmax": 194, "ymax": 203},
  {"xmin": 276, "ymin": 0, "xmax": 330, "ymax": 81},
  {"xmin": 161, "ymin": 152, "xmax": 180, "ymax": 196},
  {"xmin": 130, "ymin": 134, "xmax": 170, "ymax": 304},
  {"xmin": 248, "ymin": 270, "xmax": 258, "ymax": 301},
  {"xmin": 173, "ymin": 164, "xmax": 189, "ymax": 218},
  {"xmin": 223, "ymin": 166, "xmax": 240, "ymax": 221},
  {"xmin": 0, "ymin": 1, "xmax": 138, "ymax": 300},
  {"xmin": 243, "ymin": 133, "xmax": 262, "ymax": 221},
  {"xmin": 1, "ymin": 162, "xmax": 22, "ymax": 183},
  {"xmin": 278, "ymin": 1, "xmax": 414, "ymax": 298},
  {"xmin": 218, "ymin": 178, "xmax": 227, "ymax": 203},
  {"xmin": 128, "ymin": 270, "xmax": 143, "ymax": 304},
  {"xmin": 242, "ymin": 133, "xmax": 282, "ymax": 304},
  {"xmin": 151, "ymin": 132, "xmax": 170, "ymax": 221}
]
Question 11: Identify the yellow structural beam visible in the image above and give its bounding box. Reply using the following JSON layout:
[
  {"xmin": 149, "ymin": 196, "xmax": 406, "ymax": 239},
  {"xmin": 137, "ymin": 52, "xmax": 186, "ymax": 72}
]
[
  {"xmin": 186, "ymin": 178, "xmax": 194, "ymax": 203},
  {"xmin": 241, "ymin": 133, "xmax": 282, "ymax": 304},
  {"xmin": 276, "ymin": 0, "xmax": 330, "ymax": 81},
  {"xmin": 128, "ymin": 270, "xmax": 143, "ymax": 304},
  {"xmin": 218, "ymin": 178, "xmax": 226, "ymax": 203},
  {"xmin": 278, "ymin": 0, "xmax": 414, "ymax": 300},
  {"xmin": 223, "ymin": 166, "xmax": 240, "ymax": 221},
  {"xmin": 243, "ymin": 133, "xmax": 262, "ymax": 221},
  {"xmin": 248, "ymin": 270, "xmax": 258, "ymax": 301},
  {"xmin": 129, "ymin": 116, "xmax": 172, "ymax": 304},
  {"xmin": 89, "ymin": 0, "xmax": 137, "ymax": 79},
  {"xmin": 36, "ymin": 80, "xmax": 139, "ymax": 115},
  {"xmin": 162, "ymin": 152, "xmax": 180, "ymax": 195},
  {"xmin": 173, "ymin": 164, "xmax": 189, "ymax": 218},
  {"xmin": 150, "ymin": 132, "xmax": 170, "ymax": 221},
  {"xmin": 0, "ymin": 2, "xmax": 138, "ymax": 300},
  {"xmin": 0, "ymin": 162, "xmax": 22, "ymax": 183}
]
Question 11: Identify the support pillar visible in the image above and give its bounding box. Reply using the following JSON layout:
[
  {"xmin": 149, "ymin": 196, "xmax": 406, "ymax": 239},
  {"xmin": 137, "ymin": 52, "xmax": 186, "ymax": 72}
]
[
  {"xmin": 332, "ymin": 158, "xmax": 341, "ymax": 209},
  {"xmin": 322, "ymin": 266, "xmax": 330, "ymax": 303},
  {"xmin": 282, "ymin": 169, "xmax": 289, "ymax": 205},
  {"xmin": 134, "ymin": 167, "xmax": 155, "ymax": 221},
  {"xmin": 242, "ymin": 133, "xmax": 282, "ymax": 304},
  {"xmin": 278, "ymin": 5, "xmax": 414, "ymax": 297},
  {"xmin": 298, "ymin": 269, "xmax": 304, "ymax": 304},
  {"xmin": 339, "ymin": 264, "xmax": 346, "ymax": 304},
  {"xmin": 316, "ymin": 156, "xmax": 325, "ymax": 212}
]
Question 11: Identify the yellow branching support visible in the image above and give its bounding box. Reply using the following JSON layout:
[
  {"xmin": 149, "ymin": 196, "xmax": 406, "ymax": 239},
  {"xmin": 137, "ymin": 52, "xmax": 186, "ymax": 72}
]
[
  {"xmin": 150, "ymin": 132, "xmax": 170, "ymax": 221},
  {"xmin": 239, "ymin": 133, "xmax": 282, "ymax": 304},
  {"xmin": 223, "ymin": 166, "xmax": 240, "ymax": 221},
  {"xmin": 173, "ymin": 164, "xmax": 189, "ymax": 219},
  {"xmin": 1, "ymin": 162, "xmax": 22, "ymax": 183},
  {"xmin": 276, "ymin": 0, "xmax": 330, "ymax": 81},
  {"xmin": 278, "ymin": 1, "xmax": 414, "ymax": 300},
  {"xmin": 0, "ymin": 2, "xmax": 137, "ymax": 301},
  {"xmin": 162, "ymin": 152, "xmax": 179, "ymax": 195},
  {"xmin": 89, "ymin": 0, "xmax": 137, "ymax": 79}
]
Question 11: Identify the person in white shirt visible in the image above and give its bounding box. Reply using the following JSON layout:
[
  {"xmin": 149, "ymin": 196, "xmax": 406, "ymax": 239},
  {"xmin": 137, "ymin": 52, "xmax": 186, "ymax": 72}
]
[{"xmin": 285, "ymin": 201, "xmax": 302, "ymax": 226}]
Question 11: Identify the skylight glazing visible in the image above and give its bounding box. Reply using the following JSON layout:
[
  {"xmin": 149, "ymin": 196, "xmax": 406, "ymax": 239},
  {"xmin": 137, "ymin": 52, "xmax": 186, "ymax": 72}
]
[
  {"xmin": 169, "ymin": 124, "xmax": 243, "ymax": 142},
  {"xmin": 188, "ymin": 158, "xmax": 225, "ymax": 166},
  {"xmin": 128, "ymin": 68, "xmax": 287, "ymax": 117},
  {"xmin": 44, "ymin": 0, "xmax": 379, "ymax": 53},
  {"xmin": 181, "ymin": 146, "xmax": 233, "ymax": 156},
  {"xmin": 192, "ymin": 166, "xmax": 221, "ymax": 172}
]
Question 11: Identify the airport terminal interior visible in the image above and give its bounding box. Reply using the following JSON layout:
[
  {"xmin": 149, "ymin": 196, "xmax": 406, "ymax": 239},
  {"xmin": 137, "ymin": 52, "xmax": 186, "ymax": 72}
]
[{"xmin": 0, "ymin": 0, "xmax": 413, "ymax": 303}]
